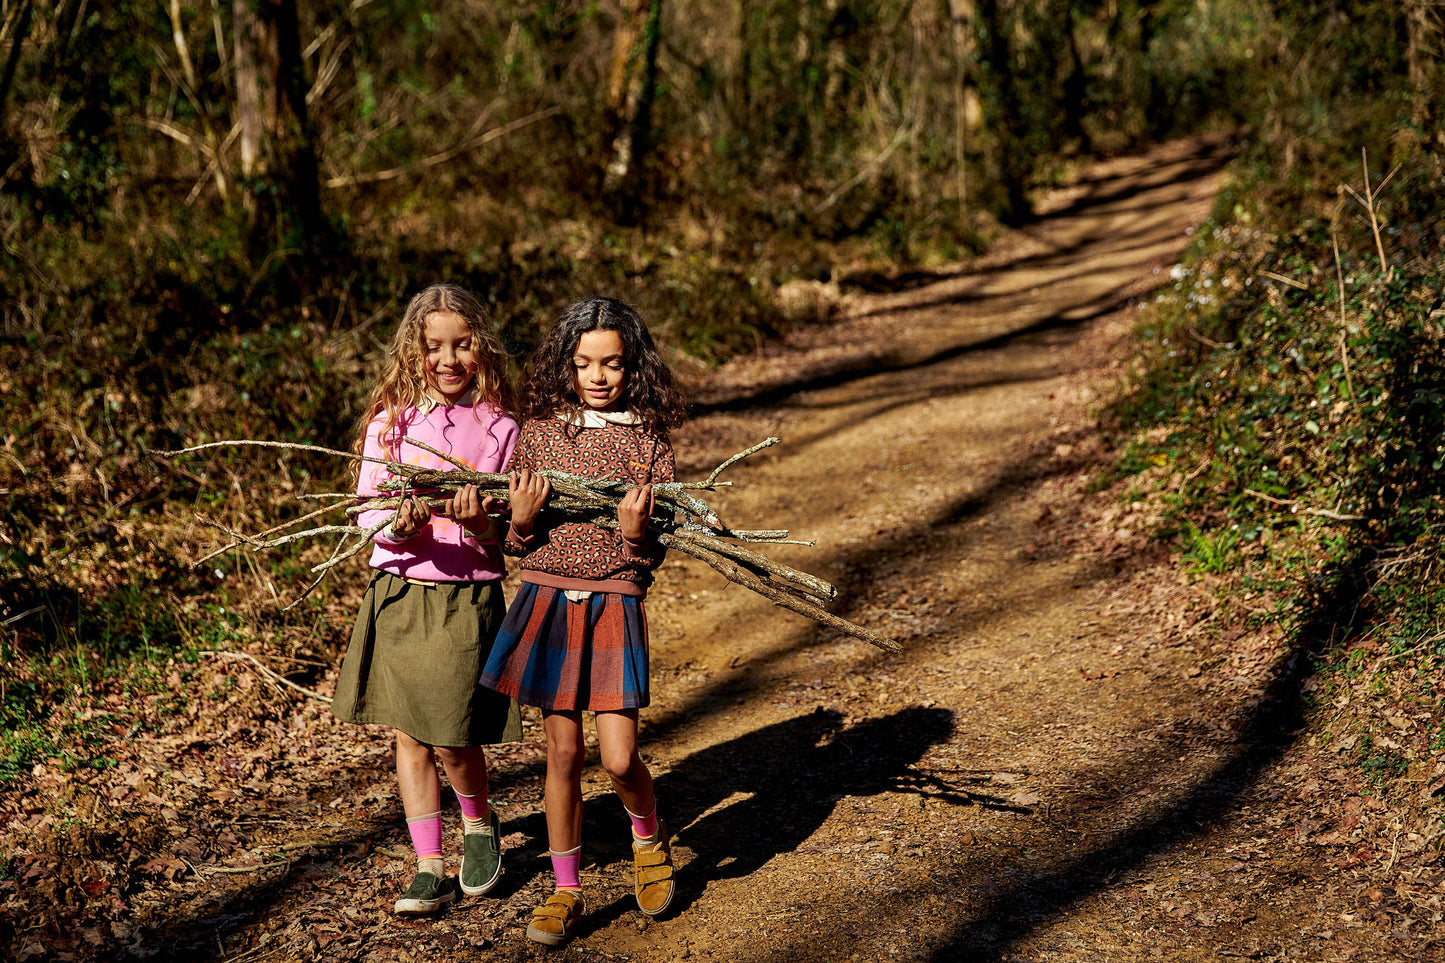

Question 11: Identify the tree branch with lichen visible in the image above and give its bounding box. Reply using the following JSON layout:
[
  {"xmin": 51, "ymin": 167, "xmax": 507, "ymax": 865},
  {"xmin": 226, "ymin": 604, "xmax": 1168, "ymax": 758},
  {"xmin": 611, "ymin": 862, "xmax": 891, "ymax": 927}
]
[{"xmin": 152, "ymin": 436, "xmax": 900, "ymax": 651}]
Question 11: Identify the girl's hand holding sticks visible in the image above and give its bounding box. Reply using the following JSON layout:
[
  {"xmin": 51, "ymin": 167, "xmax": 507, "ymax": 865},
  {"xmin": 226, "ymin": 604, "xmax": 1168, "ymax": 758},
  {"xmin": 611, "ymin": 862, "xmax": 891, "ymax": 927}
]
[
  {"xmin": 618, "ymin": 484, "xmax": 655, "ymax": 547},
  {"xmin": 390, "ymin": 495, "xmax": 430, "ymax": 540},
  {"xmin": 507, "ymin": 469, "xmax": 551, "ymax": 539},
  {"xmin": 445, "ymin": 484, "xmax": 501, "ymax": 539}
]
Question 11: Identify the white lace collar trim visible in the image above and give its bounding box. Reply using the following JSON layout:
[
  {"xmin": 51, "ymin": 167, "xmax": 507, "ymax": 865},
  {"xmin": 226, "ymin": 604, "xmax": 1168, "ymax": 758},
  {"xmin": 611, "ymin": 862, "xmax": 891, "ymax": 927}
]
[{"xmin": 558, "ymin": 406, "xmax": 640, "ymax": 429}]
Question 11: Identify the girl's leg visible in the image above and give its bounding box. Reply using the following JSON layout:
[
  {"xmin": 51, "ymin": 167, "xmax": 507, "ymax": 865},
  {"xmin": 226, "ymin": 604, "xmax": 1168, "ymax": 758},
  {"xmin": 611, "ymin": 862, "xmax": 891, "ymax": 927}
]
[
  {"xmin": 541, "ymin": 709, "xmax": 586, "ymax": 889},
  {"xmin": 526, "ymin": 711, "xmax": 587, "ymax": 945},
  {"xmin": 396, "ymin": 729, "xmax": 443, "ymax": 871},
  {"xmin": 437, "ymin": 745, "xmax": 502, "ymax": 896},
  {"xmin": 594, "ymin": 709, "xmax": 655, "ymax": 826},
  {"xmin": 595, "ymin": 709, "xmax": 674, "ymax": 916},
  {"xmin": 435, "ymin": 745, "xmax": 490, "ymax": 821},
  {"xmin": 393, "ymin": 729, "xmax": 456, "ymax": 914}
]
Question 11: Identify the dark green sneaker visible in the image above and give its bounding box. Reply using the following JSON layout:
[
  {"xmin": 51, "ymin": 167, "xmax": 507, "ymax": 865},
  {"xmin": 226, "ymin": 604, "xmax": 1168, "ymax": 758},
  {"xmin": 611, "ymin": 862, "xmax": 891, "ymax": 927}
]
[
  {"xmin": 459, "ymin": 808, "xmax": 502, "ymax": 896},
  {"xmin": 393, "ymin": 871, "xmax": 457, "ymax": 916}
]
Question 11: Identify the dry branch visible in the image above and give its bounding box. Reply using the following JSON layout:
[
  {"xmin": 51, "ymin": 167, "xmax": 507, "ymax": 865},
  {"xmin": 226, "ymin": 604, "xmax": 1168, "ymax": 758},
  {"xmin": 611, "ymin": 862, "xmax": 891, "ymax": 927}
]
[
  {"xmin": 155, "ymin": 437, "xmax": 900, "ymax": 651},
  {"xmin": 200, "ymin": 649, "xmax": 331, "ymax": 703}
]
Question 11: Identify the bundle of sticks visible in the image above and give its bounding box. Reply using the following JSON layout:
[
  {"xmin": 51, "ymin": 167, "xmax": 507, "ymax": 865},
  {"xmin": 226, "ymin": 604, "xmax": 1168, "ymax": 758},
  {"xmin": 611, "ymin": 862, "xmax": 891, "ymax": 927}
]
[{"xmin": 156, "ymin": 436, "xmax": 900, "ymax": 652}]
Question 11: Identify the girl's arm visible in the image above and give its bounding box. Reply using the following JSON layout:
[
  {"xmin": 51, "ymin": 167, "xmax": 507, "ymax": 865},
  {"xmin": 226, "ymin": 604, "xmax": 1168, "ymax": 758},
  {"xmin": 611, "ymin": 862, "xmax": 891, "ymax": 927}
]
[
  {"xmin": 619, "ymin": 436, "xmax": 675, "ymax": 566},
  {"xmin": 449, "ymin": 414, "xmax": 518, "ymax": 543},
  {"xmin": 356, "ymin": 415, "xmax": 430, "ymax": 543}
]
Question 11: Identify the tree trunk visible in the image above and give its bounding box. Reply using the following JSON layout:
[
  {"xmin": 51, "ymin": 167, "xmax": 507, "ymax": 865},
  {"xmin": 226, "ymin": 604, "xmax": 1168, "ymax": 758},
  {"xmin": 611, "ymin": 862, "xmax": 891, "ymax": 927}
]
[
  {"xmin": 1406, "ymin": 0, "xmax": 1444, "ymax": 159},
  {"xmin": 231, "ymin": 0, "xmax": 325, "ymax": 254},
  {"xmin": 734, "ymin": 0, "xmax": 751, "ymax": 128},
  {"xmin": 233, "ymin": 0, "xmax": 266, "ymax": 179},
  {"xmin": 1061, "ymin": 5, "xmax": 1090, "ymax": 151},
  {"xmin": 947, "ymin": 0, "xmax": 979, "ymax": 209},
  {"xmin": 0, "ymin": 0, "xmax": 35, "ymax": 140},
  {"xmin": 601, "ymin": 0, "xmax": 664, "ymax": 223},
  {"xmin": 269, "ymin": 0, "xmax": 324, "ymax": 246},
  {"xmin": 976, "ymin": 0, "xmax": 1030, "ymax": 222}
]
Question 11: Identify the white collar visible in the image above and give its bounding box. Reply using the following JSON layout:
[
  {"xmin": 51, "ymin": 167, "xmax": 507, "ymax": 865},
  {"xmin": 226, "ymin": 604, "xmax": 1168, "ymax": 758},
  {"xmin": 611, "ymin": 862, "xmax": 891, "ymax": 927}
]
[
  {"xmin": 419, "ymin": 386, "xmax": 477, "ymax": 414},
  {"xmin": 558, "ymin": 406, "xmax": 640, "ymax": 429}
]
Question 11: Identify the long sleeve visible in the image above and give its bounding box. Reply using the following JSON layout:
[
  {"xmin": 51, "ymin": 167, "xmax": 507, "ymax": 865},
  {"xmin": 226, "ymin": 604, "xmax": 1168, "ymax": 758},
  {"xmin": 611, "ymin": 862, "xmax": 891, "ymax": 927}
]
[
  {"xmin": 356, "ymin": 402, "xmax": 519, "ymax": 582},
  {"xmin": 504, "ymin": 418, "xmax": 673, "ymax": 586}
]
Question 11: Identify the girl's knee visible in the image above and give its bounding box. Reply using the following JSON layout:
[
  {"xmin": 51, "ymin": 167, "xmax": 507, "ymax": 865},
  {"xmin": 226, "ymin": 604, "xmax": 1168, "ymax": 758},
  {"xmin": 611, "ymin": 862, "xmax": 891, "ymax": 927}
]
[
  {"xmin": 395, "ymin": 730, "xmax": 432, "ymax": 759},
  {"xmin": 434, "ymin": 745, "xmax": 465, "ymax": 769},
  {"xmin": 547, "ymin": 737, "xmax": 585, "ymax": 775},
  {"xmin": 599, "ymin": 746, "xmax": 641, "ymax": 784}
]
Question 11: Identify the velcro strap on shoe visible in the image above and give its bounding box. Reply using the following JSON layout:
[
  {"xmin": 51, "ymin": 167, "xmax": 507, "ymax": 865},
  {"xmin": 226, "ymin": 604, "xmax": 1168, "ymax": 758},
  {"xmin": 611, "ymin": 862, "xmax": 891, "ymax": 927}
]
[
  {"xmin": 533, "ymin": 893, "xmax": 582, "ymax": 920},
  {"xmin": 636, "ymin": 850, "xmax": 671, "ymax": 869}
]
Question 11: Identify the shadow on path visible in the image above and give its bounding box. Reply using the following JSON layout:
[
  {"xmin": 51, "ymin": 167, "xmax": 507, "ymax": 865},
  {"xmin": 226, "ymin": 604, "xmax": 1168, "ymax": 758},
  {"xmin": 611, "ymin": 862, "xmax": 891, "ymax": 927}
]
[
  {"xmin": 923, "ymin": 546, "xmax": 1377, "ymax": 961},
  {"xmin": 576, "ymin": 706, "xmax": 1025, "ymax": 935}
]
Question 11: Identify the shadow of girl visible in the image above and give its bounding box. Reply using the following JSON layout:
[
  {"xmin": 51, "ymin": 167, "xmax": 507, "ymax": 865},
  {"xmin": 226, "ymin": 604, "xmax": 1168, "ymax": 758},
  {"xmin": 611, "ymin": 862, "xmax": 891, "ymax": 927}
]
[{"xmin": 655, "ymin": 705, "xmax": 958, "ymax": 915}]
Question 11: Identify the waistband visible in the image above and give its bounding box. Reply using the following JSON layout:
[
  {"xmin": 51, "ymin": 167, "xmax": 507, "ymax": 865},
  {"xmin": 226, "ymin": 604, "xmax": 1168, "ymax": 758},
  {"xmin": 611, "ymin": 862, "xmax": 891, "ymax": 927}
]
[
  {"xmin": 376, "ymin": 571, "xmax": 500, "ymax": 589},
  {"xmin": 520, "ymin": 571, "xmax": 647, "ymax": 598}
]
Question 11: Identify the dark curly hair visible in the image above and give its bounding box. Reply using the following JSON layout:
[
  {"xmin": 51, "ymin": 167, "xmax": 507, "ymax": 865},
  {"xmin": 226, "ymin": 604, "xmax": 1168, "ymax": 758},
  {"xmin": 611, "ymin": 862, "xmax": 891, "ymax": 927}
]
[{"xmin": 521, "ymin": 297, "xmax": 687, "ymax": 437}]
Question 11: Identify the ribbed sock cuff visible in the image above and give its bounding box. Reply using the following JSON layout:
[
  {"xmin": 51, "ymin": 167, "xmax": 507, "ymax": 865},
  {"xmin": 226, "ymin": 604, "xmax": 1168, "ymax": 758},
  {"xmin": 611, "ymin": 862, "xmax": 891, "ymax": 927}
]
[
  {"xmin": 549, "ymin": 845, "xmax": 582, "ymax": 890},
  {"xmin": 625, "ymin": 802, "xmax": 659, "ymax": 842}
]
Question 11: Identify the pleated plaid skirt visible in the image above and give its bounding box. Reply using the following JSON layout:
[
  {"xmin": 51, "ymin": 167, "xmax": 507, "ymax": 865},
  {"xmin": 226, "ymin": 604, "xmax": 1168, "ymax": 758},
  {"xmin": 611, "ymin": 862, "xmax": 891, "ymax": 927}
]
[{"xmin": 479, "ymin": 582, "xmax": 650, "ymax": 711}]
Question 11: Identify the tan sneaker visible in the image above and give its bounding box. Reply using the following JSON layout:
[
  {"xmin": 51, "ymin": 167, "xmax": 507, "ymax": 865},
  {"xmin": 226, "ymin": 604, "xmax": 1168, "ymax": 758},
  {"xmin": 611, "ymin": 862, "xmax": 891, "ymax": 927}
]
[
  {"xmin": 632, "ymin": 819, "xmax": 675, "ymax": 917},
  {"xmin": 526, "ymin": 889, "xmax": 584, "ymax": 946}
]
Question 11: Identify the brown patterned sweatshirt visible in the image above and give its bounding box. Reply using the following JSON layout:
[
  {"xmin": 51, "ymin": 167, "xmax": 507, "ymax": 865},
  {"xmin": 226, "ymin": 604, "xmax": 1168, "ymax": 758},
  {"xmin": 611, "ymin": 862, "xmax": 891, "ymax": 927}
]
[{"xmin": 502, "ymin": 415, "xmax": 674, "ymax": 594}]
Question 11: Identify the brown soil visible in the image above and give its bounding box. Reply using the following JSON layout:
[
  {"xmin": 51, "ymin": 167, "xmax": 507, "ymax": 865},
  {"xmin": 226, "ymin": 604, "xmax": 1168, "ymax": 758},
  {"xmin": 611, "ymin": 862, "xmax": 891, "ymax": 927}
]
[{"xmin": 7, "ymin": 135, "xmax": 1438, "ymax": 962}]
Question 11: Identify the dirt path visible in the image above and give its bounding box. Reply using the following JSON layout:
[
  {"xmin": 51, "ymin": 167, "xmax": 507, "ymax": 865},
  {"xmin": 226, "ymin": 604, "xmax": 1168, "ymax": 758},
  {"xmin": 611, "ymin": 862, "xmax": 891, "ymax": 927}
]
[
  {"xmin": 551, "ymin": 135, "xmax": 1404, "ymax": 963},
  {"xmin": 10, "ymin": 136, "xmax": 1420, "ymax": 962}
]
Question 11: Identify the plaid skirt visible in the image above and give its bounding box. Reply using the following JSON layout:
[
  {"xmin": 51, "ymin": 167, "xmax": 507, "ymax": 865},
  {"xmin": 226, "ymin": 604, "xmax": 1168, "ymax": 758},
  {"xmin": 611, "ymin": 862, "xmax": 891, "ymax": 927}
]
[
  {"xmin": 479, "ymin": 582, "xmax": 650, "ymax": 711},
  {"xmin": 332, "ymin": 572, "xmax": 522, "ymax": 747}
]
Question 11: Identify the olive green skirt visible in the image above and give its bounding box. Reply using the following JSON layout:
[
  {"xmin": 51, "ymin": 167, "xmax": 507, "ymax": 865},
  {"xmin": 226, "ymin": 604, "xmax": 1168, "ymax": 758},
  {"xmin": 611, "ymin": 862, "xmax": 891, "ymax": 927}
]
[{"xmin": 332, "ymin": 572, "xmax": 522, "ymax": 747}]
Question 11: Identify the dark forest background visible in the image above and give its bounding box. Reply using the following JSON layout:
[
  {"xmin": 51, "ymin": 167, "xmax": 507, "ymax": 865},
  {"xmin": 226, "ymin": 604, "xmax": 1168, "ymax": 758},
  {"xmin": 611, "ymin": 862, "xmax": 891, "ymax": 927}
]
[{"xmin": 1, "ymin": 0, "xmax": 1443, "ymax": 843}]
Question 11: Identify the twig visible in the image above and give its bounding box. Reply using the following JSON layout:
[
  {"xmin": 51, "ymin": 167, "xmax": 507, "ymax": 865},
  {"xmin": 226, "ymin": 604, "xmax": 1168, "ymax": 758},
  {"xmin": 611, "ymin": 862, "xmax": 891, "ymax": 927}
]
[
  {"xmin": 200, "ymin": 649, "xmax": 332, "ymax": 703},
  {"xmin": 817, "ymin": 123, "xmax": 912, "ymax": 212},
  {"xmin": 704, "ymin": 437, "xmax": 779, "ymax": 485},
  {"xmin": 668, "ymin": 535, "xmax": 899, "ymax": 652},
  {"xmin": 322, "ymin": 106, "xmax": 563, "ymax": 188},
  {"xmin": 1332, "ymin": 232, "xmax": 1355, "ymax": 401},
  {"xmin": 1184, "ymin": 325, "xmax": 1227, "ymax": 350},
  {"xmin": 154, "ymin": 438, "xmax": 374, "ymax": 465},
  {"xmin": 1384, "ymin": 820, "xmax": 1404, "ymax": 873},
  {"xmin": 1371, "ymin": 631, "xmax": 1442, "ymax": 671},
  {"xmin": 202, "ymin": 859, "xmax": 291, "ymax": 875},
  {"xmin": 1341, "ymin": 148, "xmax": 1399, "ymax": 282},
  {"xmin": 663, "ymin": 526, "xmax": 835, "ymax": 601},
  {"xmin": 1257, "ymin": 270, "xmax": 1309, "ymax": 290},
  {"xmin": 1243, "ymin": 488, "xmax": 1365, "ymax": 521}
]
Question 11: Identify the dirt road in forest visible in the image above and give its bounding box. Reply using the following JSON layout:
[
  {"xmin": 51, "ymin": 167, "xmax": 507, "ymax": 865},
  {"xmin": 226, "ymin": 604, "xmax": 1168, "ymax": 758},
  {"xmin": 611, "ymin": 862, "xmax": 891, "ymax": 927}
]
[
  {"xmin": 541, "ymin": 134, "xmax": 1405, "ymax": 962},
  {"xmin": 31, "ymin": 135, "xmax": 1421, "ymax": 962}
]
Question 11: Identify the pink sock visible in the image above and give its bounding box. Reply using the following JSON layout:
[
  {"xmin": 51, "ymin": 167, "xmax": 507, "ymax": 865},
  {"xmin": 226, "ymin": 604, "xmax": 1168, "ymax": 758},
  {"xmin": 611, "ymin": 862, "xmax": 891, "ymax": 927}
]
[
  {"xmin": 455, "ymin": 787, "xmax": 489, "ymax": 821},
  {"xmin": 550, "ymin": 845, "xmax": 582, "ymax": 890},
  {"xmin": 406, "ymin": 811, "xmax": 443, "ymax": 859},
  {"xmin": 625, "ymin": 803, "xmax": 658, "ymax": 841}
]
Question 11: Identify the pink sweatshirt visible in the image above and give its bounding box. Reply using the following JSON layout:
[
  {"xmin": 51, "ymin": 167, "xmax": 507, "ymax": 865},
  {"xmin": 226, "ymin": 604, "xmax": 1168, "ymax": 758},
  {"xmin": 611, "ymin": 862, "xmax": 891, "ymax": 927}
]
[{"xmin": 356, "ymin": 398, "xmax": 519, "ymax": 582}]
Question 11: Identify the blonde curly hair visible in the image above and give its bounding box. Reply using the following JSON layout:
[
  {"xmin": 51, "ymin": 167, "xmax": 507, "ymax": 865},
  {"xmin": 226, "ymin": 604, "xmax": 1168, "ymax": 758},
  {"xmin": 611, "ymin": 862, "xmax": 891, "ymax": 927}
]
[{"xmin": 354, "ymin": 284, "xmax": 516, "ymax": 461}]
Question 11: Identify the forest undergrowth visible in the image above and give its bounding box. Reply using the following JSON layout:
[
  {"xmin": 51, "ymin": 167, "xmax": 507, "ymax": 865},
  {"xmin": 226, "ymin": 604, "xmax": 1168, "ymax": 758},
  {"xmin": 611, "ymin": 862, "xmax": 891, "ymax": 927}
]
[{"xmin": 1104, "ymin": 142, "xmax": 1445, "ymax": 932}]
